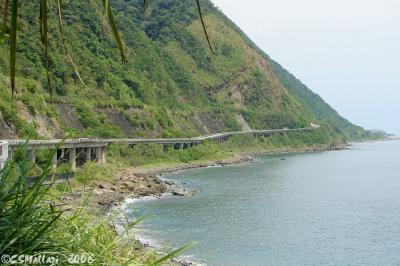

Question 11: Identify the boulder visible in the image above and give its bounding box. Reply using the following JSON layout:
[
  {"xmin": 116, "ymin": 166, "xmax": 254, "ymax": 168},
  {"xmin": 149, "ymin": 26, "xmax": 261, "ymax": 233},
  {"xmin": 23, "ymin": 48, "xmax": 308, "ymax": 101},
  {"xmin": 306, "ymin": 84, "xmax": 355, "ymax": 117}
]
[
  {"xmin": 134, "ymin": 172, "xmax": 147, "ymax": 178},
  {"xmin": 120, "ymin": 175, "xmax": 131, "ymax": 182},
  {"xmin": 121, "ymin": 181, "xmax": 136, "ymax": 190},
  {"xmin": 98, "ymin": 182, "xmax": 111, "ymax": 190},
  {"xmin": 164, "ymin": 180, "xmax": 175, "ymax": 185}
]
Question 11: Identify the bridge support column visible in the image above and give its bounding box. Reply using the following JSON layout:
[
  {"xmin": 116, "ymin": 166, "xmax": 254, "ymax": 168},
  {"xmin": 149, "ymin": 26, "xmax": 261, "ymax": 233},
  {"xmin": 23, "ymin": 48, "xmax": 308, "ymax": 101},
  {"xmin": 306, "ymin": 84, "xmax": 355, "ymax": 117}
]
[
  {"xmin": 174, "ymin": 143, "xmax": 183, "ymax": 150},
  {"xmin": 27, "ymin": 150, "xmax": 36, "ymax": 164},
  {"xmin": 0, "ymin": 141, "xmax": 8, "ymax": 170},
  {"xmin": 95, "ymin": 147, "xmax": 106, "ymax": 164},
  {"xmin": 8, "ymin": 148, "xmax": 14, "ymax": 160},
  {"xmin": 163, "ymin": 144, "xmax": 171, "ymax": 152},
  {"xmin": 52, "ymin": 152, "xmax": 57, "ymax": 170},
  {"xmin": 100, "ymin": 147, "xmax": 106, "ymax": 163},
  {"xmin": 85, "ymin": 148, "xmax": 91, "ymax": 162},
  {"xmin": 69, "ymin": 148, "xmax": 76, "ymax": 171}
]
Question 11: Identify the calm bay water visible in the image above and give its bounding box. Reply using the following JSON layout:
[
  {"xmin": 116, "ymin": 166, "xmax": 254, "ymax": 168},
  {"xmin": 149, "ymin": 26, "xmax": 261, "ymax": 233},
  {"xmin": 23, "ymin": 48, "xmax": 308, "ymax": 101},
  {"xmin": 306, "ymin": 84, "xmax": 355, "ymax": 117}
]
[{"xmin": 128, "ymin": 140, "xmax": 400, "ymax": 266}]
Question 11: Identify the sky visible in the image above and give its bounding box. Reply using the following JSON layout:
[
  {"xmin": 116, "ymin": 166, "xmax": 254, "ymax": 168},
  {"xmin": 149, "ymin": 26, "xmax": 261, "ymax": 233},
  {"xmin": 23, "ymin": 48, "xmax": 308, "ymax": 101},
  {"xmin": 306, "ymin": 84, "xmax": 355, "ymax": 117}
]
[{"xmin": 211, "ymin": 0, "xmax": 400, "ymax": 135}]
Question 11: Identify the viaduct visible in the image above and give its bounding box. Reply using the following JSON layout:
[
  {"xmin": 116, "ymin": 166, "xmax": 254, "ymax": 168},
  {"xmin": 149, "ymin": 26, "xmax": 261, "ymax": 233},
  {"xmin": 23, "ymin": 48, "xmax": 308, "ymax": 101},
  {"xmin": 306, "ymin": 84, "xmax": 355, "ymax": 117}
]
[{"xmin": 0, "ymin": 127, "xmax": 316, "ymax": 171}]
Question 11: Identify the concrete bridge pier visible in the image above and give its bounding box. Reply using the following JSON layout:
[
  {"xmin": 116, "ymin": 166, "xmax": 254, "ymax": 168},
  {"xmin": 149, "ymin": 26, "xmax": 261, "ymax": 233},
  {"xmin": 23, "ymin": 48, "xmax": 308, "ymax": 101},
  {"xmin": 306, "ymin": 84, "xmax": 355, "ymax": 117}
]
[
  {"xmin": 69, "ymin": 148, "xmax": 76, "ymax": 171},
  {"xmin": 95, "ymin": 147, "xmax": 101, "ymax": 163},
  {"xmin": 0, "ymin": 141, "xmax": 8, "ymax": 170},
  {"xmin": 216, "ymin": 137, "xmax": 226, "ymax": 146},
  {"xmin": 95, "ymin": 146, "xmax": 106, "ymax": 164},
  {"xmin": 52, "ymin": 152, "xmax": 58, "ymax": 170},
  {"xmin": 183, "ymin": 143, "xmax": 190, "ymax": 150},
  {"xmin": 174, "ymin": 143, "xmax": 183, "ymax": 150},
  {"xmin": 8, "ymin": 149, "xmax": 13, "ymax": 161},
  {"xmin": 28, "ymin": 150, "xmax": 36, "ymax": 164},
  {"xmin": 163, "ymin": 144, "xmax": 171, "ymax": 151},
  {"xmin": 85, "ymin": 148, "xmax": 91, "ymax": 162}
]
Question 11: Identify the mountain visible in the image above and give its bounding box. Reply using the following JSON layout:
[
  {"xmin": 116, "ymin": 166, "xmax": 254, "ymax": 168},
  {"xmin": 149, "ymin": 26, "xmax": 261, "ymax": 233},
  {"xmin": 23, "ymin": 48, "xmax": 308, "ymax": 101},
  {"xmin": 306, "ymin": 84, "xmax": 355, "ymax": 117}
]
[{"xmin": 0, "ymin": 0, "xmax": 373, "ymax": 141}]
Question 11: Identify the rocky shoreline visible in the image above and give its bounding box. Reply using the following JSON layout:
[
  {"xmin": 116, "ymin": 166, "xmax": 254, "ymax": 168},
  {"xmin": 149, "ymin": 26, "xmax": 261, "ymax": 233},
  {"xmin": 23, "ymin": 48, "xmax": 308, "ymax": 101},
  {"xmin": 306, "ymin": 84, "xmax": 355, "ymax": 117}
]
[
  {"xmin": 63, "ymin": 144, "xmax": 347, "ymax": 210},
  {"xmin": 62, "ymin": 153, "xmax": 254, "ymax": 210},
  {"xmin": 60, "ymin": 144, "xmax": 347, "ymax": 266}
]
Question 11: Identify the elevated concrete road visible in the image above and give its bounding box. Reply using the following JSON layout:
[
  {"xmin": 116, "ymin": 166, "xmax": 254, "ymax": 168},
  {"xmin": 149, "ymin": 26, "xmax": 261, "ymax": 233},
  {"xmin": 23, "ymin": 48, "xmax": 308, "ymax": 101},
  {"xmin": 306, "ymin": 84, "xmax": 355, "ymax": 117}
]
[
  {"xmin": 1, "ymin": 127, "xmax": 316, "ymax": 170},
  {"xmin": 5, "ymin": 127, "xmax": 313, "ymax": 148}
]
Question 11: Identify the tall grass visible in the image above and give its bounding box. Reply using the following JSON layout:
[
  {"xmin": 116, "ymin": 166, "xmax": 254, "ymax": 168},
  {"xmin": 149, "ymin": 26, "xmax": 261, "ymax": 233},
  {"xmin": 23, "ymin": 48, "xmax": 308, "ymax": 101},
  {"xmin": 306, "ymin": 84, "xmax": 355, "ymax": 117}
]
[
  {"xmin": 0, "ymin": 145, "xmax": 63, "ymax": 255},
  {"xmin": 0, "ymin": 145, "xmax": 190, "ymax": 265},
  {"xmin": 107, "ymin": 140, "xmax": 228, "ymax": 167}
]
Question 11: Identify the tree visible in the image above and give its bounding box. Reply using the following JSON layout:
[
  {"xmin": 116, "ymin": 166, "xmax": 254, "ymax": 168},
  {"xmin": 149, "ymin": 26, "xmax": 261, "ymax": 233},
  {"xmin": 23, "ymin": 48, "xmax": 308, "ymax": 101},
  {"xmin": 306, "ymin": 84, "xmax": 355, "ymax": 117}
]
[{"xmin": 0, "ymin": 0, "xmax": 213, "ymax": 99}]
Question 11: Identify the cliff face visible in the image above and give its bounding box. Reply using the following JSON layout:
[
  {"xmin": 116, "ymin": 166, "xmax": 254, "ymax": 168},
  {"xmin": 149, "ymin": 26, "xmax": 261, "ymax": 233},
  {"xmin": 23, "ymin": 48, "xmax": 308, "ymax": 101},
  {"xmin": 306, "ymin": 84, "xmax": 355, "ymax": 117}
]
[{"xmin": 0, "ymin": 0, "xmax": 369, "ymax": 140}]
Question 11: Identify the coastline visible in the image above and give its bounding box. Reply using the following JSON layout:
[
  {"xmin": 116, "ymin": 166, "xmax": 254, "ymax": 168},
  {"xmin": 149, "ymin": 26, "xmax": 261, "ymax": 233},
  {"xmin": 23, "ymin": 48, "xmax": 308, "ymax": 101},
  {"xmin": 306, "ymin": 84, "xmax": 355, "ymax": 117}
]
[
  {"xmin": 138, "ymin": 142, "xmax": 348, "ymax": 176},
  {"xmin": 61, "ymin": 142, "xmax": 349, "ymax": 266},
  {"xmin": 77, "ymin": 142, "xmax": 349, "ymax": 210},
  {"xmin": 124, "ymin": 138, "xmax": 399, "ymax": 266},
  {"xmin": 118, "ymin": 142, "xmax": 350, "ymax": 265}
]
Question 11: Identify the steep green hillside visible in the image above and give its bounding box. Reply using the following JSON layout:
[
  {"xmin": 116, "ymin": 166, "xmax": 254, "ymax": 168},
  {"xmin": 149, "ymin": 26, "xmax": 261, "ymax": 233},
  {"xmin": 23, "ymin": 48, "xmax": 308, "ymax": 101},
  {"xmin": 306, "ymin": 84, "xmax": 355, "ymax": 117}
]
[{"xmin": 0, "ymin": 0, "xmax": 371, "ymax": 141}]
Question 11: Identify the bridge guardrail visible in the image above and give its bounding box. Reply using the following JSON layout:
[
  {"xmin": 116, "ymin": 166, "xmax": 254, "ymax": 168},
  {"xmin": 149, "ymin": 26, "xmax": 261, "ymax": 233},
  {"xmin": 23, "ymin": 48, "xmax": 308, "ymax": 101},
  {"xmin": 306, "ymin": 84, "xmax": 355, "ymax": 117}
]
[{"xmin": 3, "ymin": 126, "xmax": 316, "ymax": 151}]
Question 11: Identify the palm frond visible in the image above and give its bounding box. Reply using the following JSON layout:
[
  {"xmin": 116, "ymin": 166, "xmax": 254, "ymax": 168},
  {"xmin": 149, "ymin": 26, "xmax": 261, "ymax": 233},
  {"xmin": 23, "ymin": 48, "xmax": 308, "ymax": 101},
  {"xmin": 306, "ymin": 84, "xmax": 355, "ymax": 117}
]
[
  {"xmin": 1, "ymin": 0, "xmax": 9, "ymax": 36},
  {"xmin": 10, "ymin": 0, "xmax": 17, "ymax": 101},
  {"xmin": 102, "ymin": 0, "xmax": 108, "ymax": 23},
  {"xmin": 143, "ymin": 0, "xmax": 150, "ymax": 11},
  {"xmin": 196, "ymin": 0, "xmax": 214, "ymax": 54},
  {"xmin": 56, "ymin": 0, "xmax": 85, "ymax": 85},
  {"xmin": 39, "ymin": 0, "xmax": 52, "ymax": 96},
  {"xmin": 102, "ymin": 0, "xmax": 125, "ymax": 64}
]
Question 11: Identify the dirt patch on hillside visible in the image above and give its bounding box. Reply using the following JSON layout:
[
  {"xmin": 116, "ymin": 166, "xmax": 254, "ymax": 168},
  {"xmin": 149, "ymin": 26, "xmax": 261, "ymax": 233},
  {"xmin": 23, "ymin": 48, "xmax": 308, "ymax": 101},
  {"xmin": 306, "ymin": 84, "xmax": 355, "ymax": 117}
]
[
  {"xmin": 104, "ymin": 109, "xmax": 137, "ymax": 136},
  {"xmin": 56, "ymin": 103, "xmax": 84, "ymax": 131},
  {"xmin": 34, "ymin": 115, "xmax": 62, "ymax": 138},
  {"xmin": 235, "ymin": 113, "xmax": 251, "ymax": 131},
  {"xmin": 197, "ymin": 112, "xmax": 225, "ymax": 133},
  {"xmin": 189, "ymin": 114, "xmax": 210, "ymax": 134},
  {"xmin": 0, "ymin": 113, "xmax": 17, "ymax": 139}
]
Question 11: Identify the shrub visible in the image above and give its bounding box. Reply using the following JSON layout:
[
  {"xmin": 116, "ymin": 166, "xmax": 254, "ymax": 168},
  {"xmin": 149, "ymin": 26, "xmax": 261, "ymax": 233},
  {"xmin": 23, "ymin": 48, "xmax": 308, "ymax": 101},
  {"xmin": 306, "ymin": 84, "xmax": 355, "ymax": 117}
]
[
  {"xmin": 0, "ymin": 144, "xmax": 188, "ymax": 265},
  {"xmin": 0, "ymin": 146, "xmax": 63, "ymax": 255}
]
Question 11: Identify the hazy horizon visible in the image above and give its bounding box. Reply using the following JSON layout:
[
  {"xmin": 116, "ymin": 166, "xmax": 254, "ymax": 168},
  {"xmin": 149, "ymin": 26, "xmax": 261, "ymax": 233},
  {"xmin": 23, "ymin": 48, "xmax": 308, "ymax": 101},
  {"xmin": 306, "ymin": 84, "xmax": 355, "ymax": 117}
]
[{"xmin": 212, "ymin": 0, "xmax": 400, "ymax": 135}]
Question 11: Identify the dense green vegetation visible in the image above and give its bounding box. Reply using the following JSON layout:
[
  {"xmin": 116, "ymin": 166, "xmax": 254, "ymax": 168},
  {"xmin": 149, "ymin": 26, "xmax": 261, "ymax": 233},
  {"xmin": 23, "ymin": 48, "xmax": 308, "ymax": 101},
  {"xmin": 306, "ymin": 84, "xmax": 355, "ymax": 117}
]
[
  {"xmin": 0, "ymin": 145, "xmax": 192, "ymax": 265},
  {"xmin": 75, "ymin": 130, "xmax": 346, "ymax": 178},
  {"xmin": 0, "ymin": 0, "xmax": 376, "ymax": 142},
  {"xmin": 0, "ymin": 2, "xmax": 387, "ymax": 264}
]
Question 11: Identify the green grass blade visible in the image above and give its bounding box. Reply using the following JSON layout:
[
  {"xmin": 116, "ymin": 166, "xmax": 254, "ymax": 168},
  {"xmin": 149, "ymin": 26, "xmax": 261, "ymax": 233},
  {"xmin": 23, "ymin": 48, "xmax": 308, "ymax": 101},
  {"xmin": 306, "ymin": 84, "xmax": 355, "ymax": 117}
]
[
  {"xmin": 196, "ymin": 0, "xmax": 214, "ymax": 54},
  {"xmin": 102, "ymin": 0, "xmax": 125, "ymax": 64},
  {"xmin": 21, "ymin": 212, "xmax": 63, "ymax": 254},
  {"xmin": 149, "ymin": 242, "xmax": 195, "ymax": 266},
  {"xmin": 56, "ymin": 0, "xmax": 85, "ymax": 85},
  {"xmin": 9, "ymin": 0, "xmax": 17, "ymax": 102}
]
